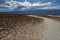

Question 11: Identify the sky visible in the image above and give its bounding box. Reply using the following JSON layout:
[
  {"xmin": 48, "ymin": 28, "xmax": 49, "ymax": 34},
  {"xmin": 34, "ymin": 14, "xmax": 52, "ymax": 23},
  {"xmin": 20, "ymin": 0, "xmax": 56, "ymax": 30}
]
[{"xmin": 0, "ymin": 0, "xmax": 60, "ymax": 13}]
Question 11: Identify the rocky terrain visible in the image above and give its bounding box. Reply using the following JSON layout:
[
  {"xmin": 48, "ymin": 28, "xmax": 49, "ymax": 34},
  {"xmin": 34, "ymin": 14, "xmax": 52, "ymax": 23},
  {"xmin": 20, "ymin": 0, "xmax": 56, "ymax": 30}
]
[
  {"xmin": 0, "ymin": 15, "xmax": 46, "ymax": 40},
  {"xmin": 0, "ymin": 14, "xmax": 60, "ymax": 40}
]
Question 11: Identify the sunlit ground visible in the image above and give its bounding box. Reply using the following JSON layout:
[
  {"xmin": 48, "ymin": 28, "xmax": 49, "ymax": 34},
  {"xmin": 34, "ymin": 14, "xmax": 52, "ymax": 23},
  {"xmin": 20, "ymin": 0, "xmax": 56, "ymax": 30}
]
[{"xmin": 0, "ymin": 14, "xmax": 60, "ymax": 40}]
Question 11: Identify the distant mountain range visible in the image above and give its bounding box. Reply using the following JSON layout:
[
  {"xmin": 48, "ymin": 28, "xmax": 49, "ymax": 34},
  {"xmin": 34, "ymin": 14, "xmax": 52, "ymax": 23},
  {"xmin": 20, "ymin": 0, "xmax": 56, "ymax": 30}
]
[{"xmin": 0, "ymin": 9, "xmax": 60, "ymax": 14}]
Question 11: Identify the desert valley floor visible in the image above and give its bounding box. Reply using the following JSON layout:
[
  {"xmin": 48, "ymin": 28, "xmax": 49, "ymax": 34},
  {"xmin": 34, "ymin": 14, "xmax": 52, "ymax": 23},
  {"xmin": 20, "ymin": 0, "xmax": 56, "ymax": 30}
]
[{"xmin": 0, "ymin": 14, "xmax": 60, "ymax": 40}]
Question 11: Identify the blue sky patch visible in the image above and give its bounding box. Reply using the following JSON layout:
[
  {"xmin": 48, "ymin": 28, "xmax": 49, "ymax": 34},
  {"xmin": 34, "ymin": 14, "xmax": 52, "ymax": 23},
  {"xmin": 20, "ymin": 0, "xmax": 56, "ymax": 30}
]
[{"xmin": 0, "ymin": 0, "xmax": 60, "ymax": 14}]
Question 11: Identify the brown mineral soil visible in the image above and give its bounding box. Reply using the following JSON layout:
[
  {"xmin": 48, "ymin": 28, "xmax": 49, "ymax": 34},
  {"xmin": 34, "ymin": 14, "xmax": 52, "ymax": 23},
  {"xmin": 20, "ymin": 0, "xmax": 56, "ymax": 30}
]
[
  {"xmin": 0, "ymin": 14, "xmax": 60, "ymax": 40},
  {"xmin": 0, "ymin": 14, "xmax": 46, "ymax": 40}
]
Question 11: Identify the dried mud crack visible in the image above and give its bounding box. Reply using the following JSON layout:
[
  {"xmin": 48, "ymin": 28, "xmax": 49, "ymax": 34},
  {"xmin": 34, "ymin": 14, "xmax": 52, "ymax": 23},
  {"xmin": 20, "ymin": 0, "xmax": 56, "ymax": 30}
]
[{"xmin": 0, "ymin": 15, "xmax": 46, "ymax": 40}]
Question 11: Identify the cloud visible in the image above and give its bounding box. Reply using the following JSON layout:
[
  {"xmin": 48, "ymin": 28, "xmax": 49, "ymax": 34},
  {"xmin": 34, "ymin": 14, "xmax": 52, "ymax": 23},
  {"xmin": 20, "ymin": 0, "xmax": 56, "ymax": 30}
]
[
  {"xmin": 41, "ymin": 6, "xmax": 60, "ymax": 10},
  {"xmin": 0, "ymin": 0, "xmax": 60, "ymax": 12},
  {"xmin": 0, "ymin": 0, "xmax": 6, "ymax": 4}
]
